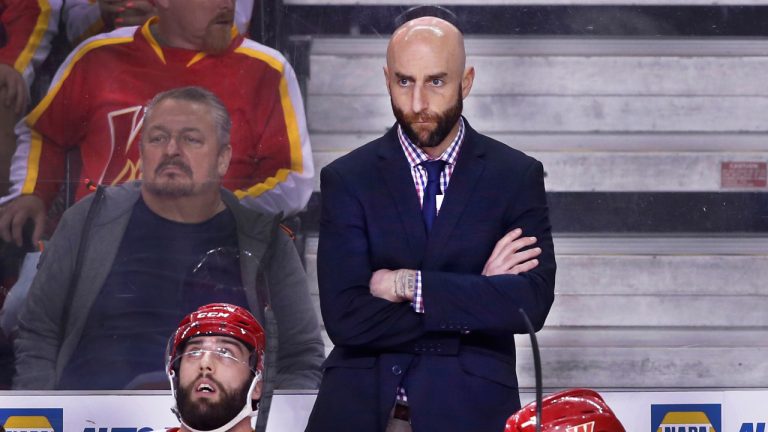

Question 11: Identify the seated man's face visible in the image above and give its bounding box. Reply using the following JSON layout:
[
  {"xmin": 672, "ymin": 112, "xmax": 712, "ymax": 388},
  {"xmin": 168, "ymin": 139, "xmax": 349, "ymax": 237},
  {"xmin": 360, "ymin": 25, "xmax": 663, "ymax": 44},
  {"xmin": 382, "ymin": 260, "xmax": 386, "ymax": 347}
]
[
  {"xmin": 176, "ymin": 335, "xmax": 256, "ymax": 430},
  {"xmin": 140, "ymin": 98, "xmax": 230, "ymax": 199},
  {"xmin": 165, "ymin": 0, "xmax": 235, "ymax": 54}
]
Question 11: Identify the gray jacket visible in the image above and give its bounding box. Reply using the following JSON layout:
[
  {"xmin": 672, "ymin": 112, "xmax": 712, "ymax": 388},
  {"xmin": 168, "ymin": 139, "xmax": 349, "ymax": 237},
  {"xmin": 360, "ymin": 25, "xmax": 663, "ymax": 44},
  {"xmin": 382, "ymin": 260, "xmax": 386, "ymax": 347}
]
[{"xmin": 13, "ymin": 181, "xmax": 324, "ymax": 389}]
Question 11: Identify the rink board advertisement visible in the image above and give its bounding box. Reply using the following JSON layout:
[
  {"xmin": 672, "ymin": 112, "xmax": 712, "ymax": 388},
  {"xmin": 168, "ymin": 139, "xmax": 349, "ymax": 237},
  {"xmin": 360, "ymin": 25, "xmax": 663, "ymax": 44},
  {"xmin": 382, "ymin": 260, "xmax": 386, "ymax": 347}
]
[{"xmin": 0, "ymin": 389, "xmax": 765, "ymax": 431}]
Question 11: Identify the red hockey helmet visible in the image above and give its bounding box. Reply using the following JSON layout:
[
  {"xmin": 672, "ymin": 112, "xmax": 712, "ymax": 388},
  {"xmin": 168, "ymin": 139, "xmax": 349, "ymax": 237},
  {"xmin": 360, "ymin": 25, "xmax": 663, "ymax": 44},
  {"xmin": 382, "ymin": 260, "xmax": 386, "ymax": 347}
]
[
  {"xmin": 166, "ymin": 303, "xmax": 265, "ymax": 375},
  {"xmin": 505, "ymin": 389, "xmax": 626, "ymax": 432},
  {"xmin": 166, "ymin": 303, "xmax": 266, "ymax": 432}
]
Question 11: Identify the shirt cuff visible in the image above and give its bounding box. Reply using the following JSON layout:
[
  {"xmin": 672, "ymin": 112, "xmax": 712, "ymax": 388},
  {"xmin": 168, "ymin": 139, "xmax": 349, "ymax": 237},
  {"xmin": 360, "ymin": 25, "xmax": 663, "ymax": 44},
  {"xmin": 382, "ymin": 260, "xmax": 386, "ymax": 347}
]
[{"xmin": 411, "ymin": 270, "xmax": 424, "ymax": 313}]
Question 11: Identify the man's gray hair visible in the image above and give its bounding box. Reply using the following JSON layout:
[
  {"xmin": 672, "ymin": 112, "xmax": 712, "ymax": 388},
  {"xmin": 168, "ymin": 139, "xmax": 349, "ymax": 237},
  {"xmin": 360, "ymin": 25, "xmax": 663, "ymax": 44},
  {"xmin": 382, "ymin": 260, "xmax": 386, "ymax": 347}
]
[{"xmin": 143, "ymin": 86, "xmax": 231, "ymax": 149}]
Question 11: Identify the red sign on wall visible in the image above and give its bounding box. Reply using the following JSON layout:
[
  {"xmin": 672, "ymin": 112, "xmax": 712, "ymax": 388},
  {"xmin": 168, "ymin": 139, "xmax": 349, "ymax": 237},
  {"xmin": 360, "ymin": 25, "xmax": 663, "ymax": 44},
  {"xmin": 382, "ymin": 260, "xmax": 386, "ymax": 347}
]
[{"xmin": 721, "ymin": 162, "xmax": 767, "ymax": 188}]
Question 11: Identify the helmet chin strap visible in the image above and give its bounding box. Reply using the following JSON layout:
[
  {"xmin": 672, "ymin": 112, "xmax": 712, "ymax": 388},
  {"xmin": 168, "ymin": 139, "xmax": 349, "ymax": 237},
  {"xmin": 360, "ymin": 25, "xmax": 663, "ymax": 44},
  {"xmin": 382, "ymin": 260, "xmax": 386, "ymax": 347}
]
[{"xmin": 170, "ymin": 370, "xmax": 262, "ymax": 432}]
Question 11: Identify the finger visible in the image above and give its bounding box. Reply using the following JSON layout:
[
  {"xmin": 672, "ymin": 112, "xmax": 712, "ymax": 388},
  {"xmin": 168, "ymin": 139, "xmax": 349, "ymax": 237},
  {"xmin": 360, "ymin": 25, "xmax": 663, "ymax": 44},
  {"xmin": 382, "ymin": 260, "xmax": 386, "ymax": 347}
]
[
  {"xmin": 32, "ymin": 208, "xmax": 46, "ymax": 246},
  {"xmin": 513, "ymin": 247, "xmax": 542, "ymax": 266},
  {"xmin": 495, "ymin": 247, "xmax": 541, "ymax": 273},
  {"xmin": 493, "ymin": 236, "xmax": 537, "ymax": 265},
  {"xmin": 487, "ymin": 228, "xmax": 522, "ymax": 263},
  {"xmin": 510, "ymin": 258, "xmax": 539, "ymax": 275},
  {"xmin": 0, "ymin": 86, "xmax": 8, "ymax": 107},
  {"xmin": 5, "ymin": 82, "xmax": 17, "ymax": 109},
  {"xmin": 14, "ymin": 81, "xmax": 28, "ymax": 114},
  {"xmin": 11, "ymin": 208, "xmax": 28, "ymax": 247},
  {"xmin": 100, "ymin": 2, "xmax": 123, "ymax": 15}
]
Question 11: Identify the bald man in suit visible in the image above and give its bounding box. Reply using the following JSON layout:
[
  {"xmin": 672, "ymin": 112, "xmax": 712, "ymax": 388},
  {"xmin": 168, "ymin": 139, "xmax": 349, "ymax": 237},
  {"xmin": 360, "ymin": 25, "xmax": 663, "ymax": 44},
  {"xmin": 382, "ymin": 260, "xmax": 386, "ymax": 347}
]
[{"xmin": 307, "ymin": 16, "xmax": 556, "ymax": 432}]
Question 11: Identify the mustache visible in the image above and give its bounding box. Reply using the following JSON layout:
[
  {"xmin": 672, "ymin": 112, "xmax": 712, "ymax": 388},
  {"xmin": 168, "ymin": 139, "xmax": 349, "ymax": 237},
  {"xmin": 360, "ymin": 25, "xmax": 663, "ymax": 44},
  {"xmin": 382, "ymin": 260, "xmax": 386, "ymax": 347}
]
[
  {"xmin": 401, "ymin": 111, "xmax": 440, "ymax": 123},
  {"xmin": 156, "ymin": 157, "xmax": 193, "ymax": 176}
]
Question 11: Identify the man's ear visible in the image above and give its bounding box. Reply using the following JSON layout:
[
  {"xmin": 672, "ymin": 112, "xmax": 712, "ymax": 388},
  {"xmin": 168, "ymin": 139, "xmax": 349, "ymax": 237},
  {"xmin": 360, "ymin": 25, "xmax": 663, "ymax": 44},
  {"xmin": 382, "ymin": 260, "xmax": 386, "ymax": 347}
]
[
  {"xmin": 383, "ymin": 66, "xmax": 392, "ymax": 95},
  {"xmin": 252, "ymin": 379, "xmax": 263, "ymax": 401},
  {"xmin": 461, "ymin": 66, "xmax": 475, "ymax": 99},
  {"xmin": 217, "ymin": 145, "xmax": 232, "ymax": 177}
]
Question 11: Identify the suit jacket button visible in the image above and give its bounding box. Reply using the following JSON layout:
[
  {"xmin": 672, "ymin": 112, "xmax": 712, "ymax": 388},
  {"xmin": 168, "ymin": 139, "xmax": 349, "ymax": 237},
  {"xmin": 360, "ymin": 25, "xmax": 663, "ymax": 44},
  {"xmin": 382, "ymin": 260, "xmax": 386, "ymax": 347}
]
[{"xmin": 392, "ymin": 365, "xmax": 402, "ymax": 375}]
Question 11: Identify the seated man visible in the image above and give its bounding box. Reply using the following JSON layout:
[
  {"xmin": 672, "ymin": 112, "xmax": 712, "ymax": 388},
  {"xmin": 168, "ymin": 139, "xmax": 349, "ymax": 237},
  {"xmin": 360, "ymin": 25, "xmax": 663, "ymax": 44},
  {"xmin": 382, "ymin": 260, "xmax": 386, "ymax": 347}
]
[
  {"xmin": 0, "ymin": 0, "xmax": 312, "ymax": 248},
  {"xmin": 12, "ymin": 86, "xmax": 323, "ymax": 390},
  {"xmin": 163, "ymin": 303, "xmax": 265, "ymax": 432}
]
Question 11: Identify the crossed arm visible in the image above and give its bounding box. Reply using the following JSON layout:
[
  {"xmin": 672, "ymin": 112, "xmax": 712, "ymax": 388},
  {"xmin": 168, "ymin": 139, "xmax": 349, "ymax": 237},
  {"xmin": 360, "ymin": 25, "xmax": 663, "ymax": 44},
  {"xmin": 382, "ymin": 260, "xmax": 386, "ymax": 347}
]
[
  {"xmin": 370, "ymin": 228, "xmax": 542, "ymax": 303},
  {"xmin": 319, "ymin": 158, "xmax": 556, "ymax": 350}
]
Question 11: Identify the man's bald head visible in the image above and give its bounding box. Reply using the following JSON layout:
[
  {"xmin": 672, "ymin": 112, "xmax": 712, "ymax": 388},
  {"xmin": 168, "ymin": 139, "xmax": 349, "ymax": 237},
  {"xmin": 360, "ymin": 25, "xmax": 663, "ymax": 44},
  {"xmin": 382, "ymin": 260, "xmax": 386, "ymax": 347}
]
[
  {"xmin": 384, "ymin": 16, "xmax": 474, "ymax": 156},
  {"xmin": 387, "ymin": 17, "xmax": 466, "ymax": 76}
]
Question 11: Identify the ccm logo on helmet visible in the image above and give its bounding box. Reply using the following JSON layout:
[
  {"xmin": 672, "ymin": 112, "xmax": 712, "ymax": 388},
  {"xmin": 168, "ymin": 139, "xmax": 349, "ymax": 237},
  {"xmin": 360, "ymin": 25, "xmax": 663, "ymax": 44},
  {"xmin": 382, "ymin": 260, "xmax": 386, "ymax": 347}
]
[
  {"xmin": 567, "ymin": 422, "xmax": 595, "ymax": 432},
  {"xmin": 196, "ymin": 312, "xmax": 231, "ymax": 318}
]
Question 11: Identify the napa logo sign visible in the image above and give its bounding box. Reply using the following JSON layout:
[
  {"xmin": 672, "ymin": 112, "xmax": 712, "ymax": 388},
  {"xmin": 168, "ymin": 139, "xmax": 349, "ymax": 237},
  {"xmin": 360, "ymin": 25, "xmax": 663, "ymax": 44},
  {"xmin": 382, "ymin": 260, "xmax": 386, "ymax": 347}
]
[
  {"xmin": 0, "ymin": 408, "xmax": 63, "ymax": 432},
  {"xmin": 651, "ymin": 404, "xmax": 721, "ymax": 432}
]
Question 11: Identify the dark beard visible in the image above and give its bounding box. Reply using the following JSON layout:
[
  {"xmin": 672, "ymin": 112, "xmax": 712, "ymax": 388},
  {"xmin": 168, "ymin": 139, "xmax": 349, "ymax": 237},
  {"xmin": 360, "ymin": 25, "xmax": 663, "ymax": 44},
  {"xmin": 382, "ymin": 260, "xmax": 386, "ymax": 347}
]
[
  {"xmin": 392, "ymin": 87, "xmax": 463, "ymax": 149},
  {"xmin": 177, "ymin": 374, "xmax": 251, "ymax": 430},
  {"xmin": 143, "ymin": 156, "xmax": 195, "ymax": 198}
]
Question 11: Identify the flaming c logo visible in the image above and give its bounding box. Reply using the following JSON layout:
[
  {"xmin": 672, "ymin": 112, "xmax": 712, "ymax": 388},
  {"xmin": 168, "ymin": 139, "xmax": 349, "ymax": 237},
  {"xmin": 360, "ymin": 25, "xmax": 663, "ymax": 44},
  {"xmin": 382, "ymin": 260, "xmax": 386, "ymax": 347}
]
[{"xmin": 104, "ymin": 105, "xmax": 145, "ymax": 186}]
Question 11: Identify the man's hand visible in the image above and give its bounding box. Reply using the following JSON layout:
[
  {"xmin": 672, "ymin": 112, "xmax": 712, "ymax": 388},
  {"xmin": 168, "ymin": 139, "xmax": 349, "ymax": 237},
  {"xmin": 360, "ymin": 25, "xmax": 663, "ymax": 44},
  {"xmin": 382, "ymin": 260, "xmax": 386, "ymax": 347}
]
[
  {"xmin": 482, "ymin": 228, "xmax": 541, "ymax": 277},
  {"xmin": 370, "ymin": 269, "xmax": 416, "ymax": 303},
  {"xmin": 99, "ymin": 0, "xmax": 156, "ymax": 28},
  {"xmin": 0, "ymin": 195, "xmax": 46, "ymax": 247},
  {"xmin": 0, "ymin": 64, "xmax": 29, "ymax": 116}
]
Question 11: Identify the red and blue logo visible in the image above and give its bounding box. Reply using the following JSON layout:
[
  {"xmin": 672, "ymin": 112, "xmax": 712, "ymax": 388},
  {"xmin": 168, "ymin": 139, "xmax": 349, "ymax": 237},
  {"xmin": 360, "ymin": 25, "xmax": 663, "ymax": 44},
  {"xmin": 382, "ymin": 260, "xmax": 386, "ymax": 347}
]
[
  {"xmin": 651, "ymin": 404, "xmax": 721, "ymax": 432},
  {"xmin": 0, "ymin": 408, "xmax": 63, "ymax": 432}
]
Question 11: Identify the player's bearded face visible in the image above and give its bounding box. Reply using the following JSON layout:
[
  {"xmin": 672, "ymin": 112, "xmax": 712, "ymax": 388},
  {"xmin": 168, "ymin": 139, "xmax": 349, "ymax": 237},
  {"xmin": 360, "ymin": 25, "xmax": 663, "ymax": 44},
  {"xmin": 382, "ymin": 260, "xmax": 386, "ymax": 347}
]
[
  {"xmin": 177, "ymin": 373, "xmax": 250, "ymax": 430},
  {"xmin": 203, "ymin": 9, "xmax": 235, "ymax": 55},
  {"xmin": 392, "ymin": 86, "xmax": 463, "ymax": 149}
]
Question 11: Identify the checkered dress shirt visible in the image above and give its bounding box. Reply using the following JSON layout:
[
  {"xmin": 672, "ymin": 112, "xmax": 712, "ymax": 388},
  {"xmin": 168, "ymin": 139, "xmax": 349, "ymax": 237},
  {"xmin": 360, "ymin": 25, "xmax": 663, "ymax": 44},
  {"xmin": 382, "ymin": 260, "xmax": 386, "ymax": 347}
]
[{"xmin": 397, "ymin": 118, "xmax": 465, "ymax": 314}]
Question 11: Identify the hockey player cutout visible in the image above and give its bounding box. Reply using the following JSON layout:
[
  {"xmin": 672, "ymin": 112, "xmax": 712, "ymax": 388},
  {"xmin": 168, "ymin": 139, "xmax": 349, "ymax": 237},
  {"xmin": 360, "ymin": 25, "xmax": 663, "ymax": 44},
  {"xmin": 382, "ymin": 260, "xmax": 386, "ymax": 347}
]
[{"xmin": 160, "ymin": 303, "xmax": 266, "ymax": 432}]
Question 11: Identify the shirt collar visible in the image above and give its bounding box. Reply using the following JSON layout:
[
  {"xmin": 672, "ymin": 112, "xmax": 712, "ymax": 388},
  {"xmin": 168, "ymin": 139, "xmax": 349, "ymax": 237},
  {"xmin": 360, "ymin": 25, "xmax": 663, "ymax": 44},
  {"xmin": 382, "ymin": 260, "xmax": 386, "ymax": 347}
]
[
  {"xmin": 397, "ymin": 117, "xmax": 465, "ymax": 168},
  {"xmin": 142, "ymin": 17, "xmax": 239, "ymax": 67}
]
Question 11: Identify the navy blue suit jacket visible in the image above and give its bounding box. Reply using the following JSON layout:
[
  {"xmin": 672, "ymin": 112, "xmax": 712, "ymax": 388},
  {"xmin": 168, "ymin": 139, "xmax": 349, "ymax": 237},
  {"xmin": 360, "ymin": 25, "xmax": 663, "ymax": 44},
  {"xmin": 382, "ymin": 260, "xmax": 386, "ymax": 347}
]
[{"xmin": 306, "ymin": 120, "xmax": 556, "ymax": 432}]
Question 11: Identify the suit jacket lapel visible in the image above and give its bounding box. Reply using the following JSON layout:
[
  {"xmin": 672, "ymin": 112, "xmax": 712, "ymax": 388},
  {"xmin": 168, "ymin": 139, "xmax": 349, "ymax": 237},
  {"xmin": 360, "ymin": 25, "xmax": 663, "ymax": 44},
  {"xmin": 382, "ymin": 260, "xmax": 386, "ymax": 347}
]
[
  {"xmin": 377, "ymin": 126, "xmax": 428, "ymax": 257},
  {"xmin": 426, "ymin": 123, "xmax": 486, "ymax": 264}
]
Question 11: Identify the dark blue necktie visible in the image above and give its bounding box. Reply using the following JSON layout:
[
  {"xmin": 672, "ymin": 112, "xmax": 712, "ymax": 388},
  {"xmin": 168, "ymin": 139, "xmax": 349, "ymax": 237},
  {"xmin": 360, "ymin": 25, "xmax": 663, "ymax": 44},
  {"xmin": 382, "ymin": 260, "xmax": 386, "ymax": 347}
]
[{"xmin": 421, "ymin": 160, "xmax": 446, "ymax": 233}]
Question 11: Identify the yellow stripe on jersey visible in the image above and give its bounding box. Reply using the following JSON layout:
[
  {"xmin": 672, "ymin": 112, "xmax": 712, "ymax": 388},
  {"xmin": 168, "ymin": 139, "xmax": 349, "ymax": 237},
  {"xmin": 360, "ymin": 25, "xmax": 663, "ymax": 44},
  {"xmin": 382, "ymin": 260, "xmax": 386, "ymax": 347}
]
[
  {"xmin": 233, "ymin": 46, "xmax": 284, "ymax": 75},
  {"xmin": 141, "ymin": 18, "xmax": 165, "ymax": 64},
  {"xmin": 234, "ymin": 168, "xmax": 294, "ymax": 200},
  {"xmin": 26, "ymin": 34, "xmax": 134, "ymax": 125},
  {"xmin": 21, "ymin": 130, "xmax": 44, "ymax": 194},
  {"xmin": 233, "ymin": 45, "xmax": 305, "ymax": 198},
  {"xmin": 13, "ymin": 0, "xmax": 52, "ymax": 74},
  {"xmin": 279, "ymin": 76, "xmax": 304, "ymax": 173},
  {"xmin": 186, "ymin": 52, "xmax": 207, "ymax": 67}
]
